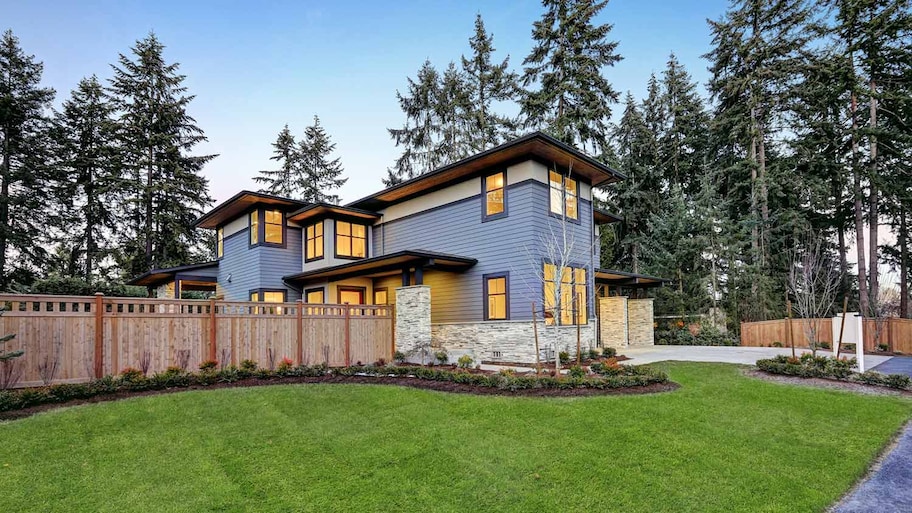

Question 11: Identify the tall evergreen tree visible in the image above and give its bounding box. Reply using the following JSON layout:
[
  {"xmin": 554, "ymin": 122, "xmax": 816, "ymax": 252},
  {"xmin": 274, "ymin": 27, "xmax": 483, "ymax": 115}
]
[
  {"xmin": 108, "ymin": 33, "xmax": 215, "ymax": 277},
  {"xmin": 521, "ymin": 0, "xmax": 622, "ymax": 155},
  {"xmin": 0, "ymin": 30, "xmax": 55, "ymax": 289},
  {"xmin": 658, "ymin": 53, "xmax": 709, "ymax": 195},
  {"xmin": 387, "ymin": 60, "xmax": 443, "ymax": 185},
  {"xmin": 460, "ymin": 14, "xmax": 519, "ymax": 152},
  {"xmin": 51, "ymin": 75, "xmax": 122, "ymax": 281},
  {"xmin": 297, "ymin": 115, "xmax": 347, "ymax": 204},
  {"xmin": 254, "ymin": 124, "xmax": 297, "ymax": 198}
]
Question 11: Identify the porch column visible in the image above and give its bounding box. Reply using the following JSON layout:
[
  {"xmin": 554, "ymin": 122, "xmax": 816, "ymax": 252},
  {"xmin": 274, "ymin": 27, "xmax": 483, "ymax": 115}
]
[
  {"xmin": 395, "ymin": 285, "xmax": 431, "ymax": 362},
  {"xmin": 414, "ymin": 266, "xmax": 424, "ymax": 285},
  {"xmin": 627, "ymin": 298, "xmax": 655, "ymax": 346},
  {"xmin": 598, "ymin": 296, "xmax": 628, "ymax": 348},
  {"xmin": 401, "ymin": 268, "xmax": 411, "ymax": 287}
]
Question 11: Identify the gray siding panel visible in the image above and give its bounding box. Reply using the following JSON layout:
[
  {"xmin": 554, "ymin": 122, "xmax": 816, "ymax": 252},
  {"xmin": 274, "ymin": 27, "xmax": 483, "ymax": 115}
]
[
  {"xmin": 375, "ymin": 180, "xmax": 594, "ymax": 323},
  {"xmin": 217, "ymin": 228, "xmax": 302, "ymax": 301}
]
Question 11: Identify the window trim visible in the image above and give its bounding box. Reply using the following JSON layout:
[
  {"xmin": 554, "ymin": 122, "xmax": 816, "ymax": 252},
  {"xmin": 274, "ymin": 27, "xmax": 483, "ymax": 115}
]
[
  {"xmin": 483, "ymin": 271, "xmax": 510, "ymax": 321},
  {"xmin": 373, "ymin": 287, "xmax": 389, "ymax": 305},
  {"xmin": 304, "ymin": 287, "xmax": 325, "ymax": 304},
  {"xmin": 216, "ymin": 226, "xmax": 224, "ymax": 259},
  {"xmin": 542, "ymin": 261, "xmax": 588, "ymax": 326},
  {"xmin": 337, "ymin": 286, "xmax": 366, "ymax": 305},
  {"xmin": 305, "ymin": 221, "xmax": 325, "ymax": 262},
  {"xmin": 248, "ymin": 207, "xmax": 287, "ymax": 249},
  {"xmin": 548, "ymin": 170, "xmax": 581, "ymax": 224},
  {"xmin": 334, "ymin": 220, "xmax": 368, "ymax": 260},
  {"xmin": 481, "ymin": 170, "xmax": 508, "ymax": 222},
  {"xmin": 247, "ymin": 288, "xmax": 288, "ymax": 303}
]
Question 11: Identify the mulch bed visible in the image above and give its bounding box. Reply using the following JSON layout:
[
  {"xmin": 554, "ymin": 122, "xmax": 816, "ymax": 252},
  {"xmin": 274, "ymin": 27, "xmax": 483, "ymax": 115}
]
[
  {"xmin": 0, "ymin": 374, "xmax": 679, "ymax": 421},
  {"xmin": 745, "ymin": 369, "xmax": 912, "ymax": 397}
]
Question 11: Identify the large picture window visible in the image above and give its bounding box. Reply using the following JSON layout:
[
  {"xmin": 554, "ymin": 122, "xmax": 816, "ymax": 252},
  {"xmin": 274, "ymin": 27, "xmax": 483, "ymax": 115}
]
[
  {"xmin": 549, "ymin": 170, "xmax": 578, "ymax": 220},
  {"xmin": 484, "ymin": 273, "xmax": 509, "ymax": 320},
  {"xmin": 543, "ymin": 263, "xmax": 587, "ymax": 325},
  {"xmin": 336, "ymin": 221, "xmax": 367, "ymax": 259},
  {"xmin": 305, "ymin": 222, "xmax": 324, "ymax": 261},
  {"xmin": 264, "ymin": 210, "xmax": 283, "ymax": 244},
  {"xmin": 483, "ymin": 171, "xmax": 506, "ymax": 220}
]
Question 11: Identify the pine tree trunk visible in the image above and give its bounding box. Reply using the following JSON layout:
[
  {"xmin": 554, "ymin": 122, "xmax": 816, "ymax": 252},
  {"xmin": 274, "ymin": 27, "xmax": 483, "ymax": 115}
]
[
  {"xmin": 867, "ymin": 78, "xmax": 879, "ymax": 306},
  {"xmin": 84, "ymin": 165, "xmax": 95, "ymax": 281},
  {"xmin": 0, "ymin": 140, "xmax": 9, "ymax": 290},
  {"xmin": 758, "ymin": 122, "xmax": 768, "ymax": 265},
  {"xmin": 145, "ymin": 144, "xmax": 154, "ymax": 270},
  {"xmin": 851, "ymin": 90, "xmax": 869, "ymax": 315},
  {"xmin": 900, "ymin": 207, "xmax": 909, "ymax": 319}
]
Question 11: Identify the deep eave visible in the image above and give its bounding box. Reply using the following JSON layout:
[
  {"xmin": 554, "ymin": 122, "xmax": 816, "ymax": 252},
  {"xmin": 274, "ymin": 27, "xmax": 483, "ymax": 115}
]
[
  {"xmin": 595, "ymin": 268, "xmax": 670, "ymax": 288},
  {"xmin": 128, "ymin": 261, "xmax": 220, "ymax": 287},
  {"xmin": 346, "ymin": 132, "xmax": 626, "ymax": 211},
  {"xmin": 287, "ymin": 203, "xmax": 381, "ymax": 225},
  {"xmin": 283, "ymin": 250, "xmax": 477, "ymax": 286},
  {"xmin": 594, "ymin": 206, "xmax": 623, "ymax": 224},
  {"xmin": 194, "ymin": 191, "xmax": 310, "ymax": 229}
]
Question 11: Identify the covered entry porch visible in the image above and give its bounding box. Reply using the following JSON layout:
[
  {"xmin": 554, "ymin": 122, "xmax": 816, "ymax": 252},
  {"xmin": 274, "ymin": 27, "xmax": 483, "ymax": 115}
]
[{"xmin": 595, "ymin": 269, "xmax": 669, "ymax": 349}]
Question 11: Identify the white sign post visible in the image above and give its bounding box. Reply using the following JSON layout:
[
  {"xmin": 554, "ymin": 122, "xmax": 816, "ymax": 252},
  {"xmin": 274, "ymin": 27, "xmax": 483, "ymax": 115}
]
[{"xmin": 855, "ymin": 314, "xmax": 865, "ymax": 373}]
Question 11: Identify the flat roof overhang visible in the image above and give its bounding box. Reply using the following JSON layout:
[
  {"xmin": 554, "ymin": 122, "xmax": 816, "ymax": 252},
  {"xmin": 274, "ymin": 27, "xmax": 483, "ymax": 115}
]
[
  {"xmin": 346, "ymin": 132, "xmax": 626, "ymax": 211},
  {"xmin": 287, "ymin": 203, "xmax": 381, "ymax": 225},
  {"xmin": 128, "ymin": 261, "xmax": 220, "ymax": 287},
  {"xmin": 594, "ymin": 206, "xmax": 622, "ymax": 224},
  {"xmin": 194, "ymin": 191, "xmax": 309, "ymax": 229},
  {"xmin": 283, "ymin": 250, "xmax": 477, "ymax": 287},
  {"xmin": 595, "ymin": 269, "xmax": 670, "ymax": 289}
]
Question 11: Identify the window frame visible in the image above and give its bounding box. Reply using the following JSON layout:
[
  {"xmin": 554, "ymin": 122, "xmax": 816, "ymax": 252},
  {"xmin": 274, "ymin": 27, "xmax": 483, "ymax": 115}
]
[
  {"xmin": 263, "ymin": 209, "xmax": 285, "ymax": 245},
  {"xmin": 216, "ymin": 226, "xmax": 224, "ymax": 259},
  {"xmin": 483, "ymin": 272, "xmax": 510, "ymax": 321},
  {"xmin": 337, "ymin": 286, "xmax": 366, "ymax": 305},
  {"xmin": 481, "ymin": 170, "xmax": 508, "ymax": 222},
  {"xmin": 542, "ymin": 262, "xmax": 588, "ymax": 326},
  {"xmin": 373, "ymin": 287, "xmax": 389, "ymax": 305},
  {"xmin": 248, "ymin": 207, "xmax": 287, "ymax": 249},
  {"xmin": 304, "ymin": 287, "xmax": 325, "ymax": 304},
  {"xmin": 247, "ymin": 288, "xmax": 288, "ymax": 303},
  {"xmin": 305, "ymin": 221, "xmax": 324, "ymax": 262},
  {"xmin": 548, "ymin": 169, "xmax": 580, "ymax": 223},
  {"xmin": 334, "ymin": 220, "xmax": 368, "ymax": 260}
]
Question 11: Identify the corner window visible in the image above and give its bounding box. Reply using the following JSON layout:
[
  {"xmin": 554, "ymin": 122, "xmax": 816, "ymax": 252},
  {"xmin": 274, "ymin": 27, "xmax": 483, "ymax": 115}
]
[
  {"xmin": 549, "ymin": 170, "xmax": 578, "ymax": 220},
  {"xmin": 483, "ymin": 171, "xmax": 506, "ymax": 220},
  {"xmin": 249, "ymin": 289, "xmax": 287, "ymax": 303},
  {"xmin": 543, "ymin": 263, "xmax": 587, "ymax": 325},
  {"xmin": 265, "ymin": 210, "xmax": 284, "ymax": 244},
  {"xmin": 336, "ymin": 221, "xmax": 367, "ymax": 259},
  {"xmin": 217, "ymin": 227, "xmax": 224, "ymax": 258},
  {"xmin": 249, "ymin": 211, "xmax": 259, "ymax": 245},
  {"xmin": 484, "ymin": 273, "xmax": 509, "ymax": 320},
  {"xmin": 306, "ymin": 222, "xmax": 324, "ymax": 261}
]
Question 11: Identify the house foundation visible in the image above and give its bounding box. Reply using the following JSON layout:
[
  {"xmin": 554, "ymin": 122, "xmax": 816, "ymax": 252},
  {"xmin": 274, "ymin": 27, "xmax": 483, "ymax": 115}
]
[{"xmin": 431, "ymin": 320, "xmax": 596, "ymax": 364}]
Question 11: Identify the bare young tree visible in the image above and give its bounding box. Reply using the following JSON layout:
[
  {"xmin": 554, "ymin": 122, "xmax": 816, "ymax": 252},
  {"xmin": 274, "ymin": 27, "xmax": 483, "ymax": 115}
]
[
  {"xmin": 787, "ymin": 234, "xmax": 840, "ymax": 356},
  {"xmin": 868, "ymin": 272, "xmax": 899, "ymax": 350},
  {"xmin": 0, "ymin": 307, "xmax": 24, "ymax": 390}
]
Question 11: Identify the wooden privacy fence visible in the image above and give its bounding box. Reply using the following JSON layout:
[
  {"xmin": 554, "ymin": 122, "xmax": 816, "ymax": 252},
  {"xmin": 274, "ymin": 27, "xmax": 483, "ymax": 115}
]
[
  {"xmin": 0, "ymin": 294, "xmax": 394, "ymax": 388},
  {"xmin": 740, "ymin": 317, "xmax": 912, "ymax": 353}
]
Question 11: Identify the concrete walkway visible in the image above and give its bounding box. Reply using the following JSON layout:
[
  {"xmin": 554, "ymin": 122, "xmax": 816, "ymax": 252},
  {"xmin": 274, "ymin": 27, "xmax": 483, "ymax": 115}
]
[
  {"xmin": 871, "ymin": 357, "xmax": 912, "ymax": 377},
  {"xmin": 834, "ymin": 423, "xmax": 912, "ymax": 513},
  {"xmin": 621, "ymin": 345, "xmax": 894, "ymax": 368}
]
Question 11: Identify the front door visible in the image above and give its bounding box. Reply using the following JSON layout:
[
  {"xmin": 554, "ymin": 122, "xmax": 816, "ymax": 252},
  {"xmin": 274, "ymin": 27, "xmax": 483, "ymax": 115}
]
[{"xmin": 337, "ymin": 287, "xmax": 365, "ymax": 305}]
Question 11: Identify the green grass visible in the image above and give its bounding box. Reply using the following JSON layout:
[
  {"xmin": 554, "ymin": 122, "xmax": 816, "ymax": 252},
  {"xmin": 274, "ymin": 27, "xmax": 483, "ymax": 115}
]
[{"xmin": 0, "ymin": 362, "xmax": 909, "ymax": 513}]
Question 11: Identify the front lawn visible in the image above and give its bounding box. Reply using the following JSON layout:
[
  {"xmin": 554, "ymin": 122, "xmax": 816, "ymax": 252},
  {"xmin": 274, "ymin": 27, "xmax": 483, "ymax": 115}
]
[{"xmin": 0, "ymin": 362, "xmax": 909, "ymax": 512}]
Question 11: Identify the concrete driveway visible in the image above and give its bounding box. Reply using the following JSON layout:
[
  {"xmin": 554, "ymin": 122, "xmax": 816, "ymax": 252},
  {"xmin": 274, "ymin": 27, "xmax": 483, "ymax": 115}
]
[{"xmin": 622, "ymin": 345, "xmax": 894, "ymax": 368}]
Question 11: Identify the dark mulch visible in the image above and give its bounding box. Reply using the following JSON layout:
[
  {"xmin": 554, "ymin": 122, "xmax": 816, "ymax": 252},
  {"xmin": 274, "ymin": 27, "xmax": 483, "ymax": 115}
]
[
  {"xmin": 745, "ymin": 369, "xmax": 912, "ymax": 397},
  {"xmin": 0, "ymin": 375, "xmax": 679, "ymax": 421}
]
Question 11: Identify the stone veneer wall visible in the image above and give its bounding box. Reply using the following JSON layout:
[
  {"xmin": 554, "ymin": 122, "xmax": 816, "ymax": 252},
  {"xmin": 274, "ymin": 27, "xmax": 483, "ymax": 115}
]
[
  {"xmin": 394, "ymin": 285, "xmax": 431, "ymax": 356},
  {"xmin": 431, "ymin": 320, "xmax": 596, "ymax": 364},
  {"xmin": 598, "ymin": 296, "xmax": 628, "ymax": 348},
  {"xmin": 627, "ymin": 298, "xmax": 655, "ymax": 346}
]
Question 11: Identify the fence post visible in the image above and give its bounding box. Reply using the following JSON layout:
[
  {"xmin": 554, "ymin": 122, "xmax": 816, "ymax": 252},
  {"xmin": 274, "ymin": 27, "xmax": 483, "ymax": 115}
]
[
  {"xmin": 296, "ymin": 300, "xmax": 304, "ymax": 364},
  {"xmin": 208, "ymin": 298, "xmax": 217, "ymax": 362},
  {"xmin": 390, "ymin": 304, "xmax": 396, "ymax": 357},
  {"xmin": 94, "ymin": 293, "xmax": 104, "ymax": 378},
  {"xmin": 344, "ymin": 304, "xmax": 351, "ymax": 366}
]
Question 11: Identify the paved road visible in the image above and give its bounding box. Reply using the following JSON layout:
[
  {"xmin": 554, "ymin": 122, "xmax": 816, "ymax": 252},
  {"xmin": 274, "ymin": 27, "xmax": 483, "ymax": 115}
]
[
  {"xmin": 621, "ymin": 345, "xmax": 894, "ymax": 367},
  {"xmin": 871, "ymin": 356, "xmax": 912, "ymax": 377},
  {"xmin": 834, "ymin": 423, "xmax": 912, "ymax": 513}
]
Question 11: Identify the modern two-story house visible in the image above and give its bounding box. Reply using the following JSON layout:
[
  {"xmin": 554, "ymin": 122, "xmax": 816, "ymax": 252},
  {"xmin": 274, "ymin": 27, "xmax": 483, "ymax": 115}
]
[{"xmin": 130, "ymin": 132, "xmax": 666, "ymax": 362}]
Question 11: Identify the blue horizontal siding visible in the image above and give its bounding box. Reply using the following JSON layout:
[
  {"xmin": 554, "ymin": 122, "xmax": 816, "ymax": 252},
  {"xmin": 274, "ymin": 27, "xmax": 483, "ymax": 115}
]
[{"xmin": 217, "ymin": 228, "xmax": 302, "ymax": 301}]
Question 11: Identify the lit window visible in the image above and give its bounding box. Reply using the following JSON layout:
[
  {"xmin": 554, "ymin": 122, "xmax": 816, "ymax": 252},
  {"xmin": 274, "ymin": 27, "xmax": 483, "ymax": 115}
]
[
  {"xmin": 217, "ymin": 227, "xmax": 224, "ymax": 258},
  {"xmin": 543, "ymin": 263, "xmax": 587, "ymax": 325},
  {"xmin": 306, "ymin": 289, "xmax": 324, "ymax": 304},
  {"xmin": 485, "ymin": 275, "xmax": 508, "ymax": 320},
  {"xmin": 262, "ymin": 291, "xmax": 285, "ymax": 303},
  {"xmin": 373, "ymin": 288, "xmax": 388, "ymax": 305},
  {"xmin": 265, "ymin": 210, "xmax": 283, "ymax": 244},
  {"xmin": 336, "ymin": 221, "xmax": 367, "ymax": 258},
  {"xmin": 549, "ymin": 170, "xmax": 578, "ymax": 220},
  {"xmin": 306, "ymin": 222, "xmax": 324, "ymax": 260},
  {"xmin": 249, "ymin": 211, "xmax": 259, "ymax": 244},
  {"xmin": 484, "ymin": 172, "xmax": 505, "ymax": 218},
  {"xmin": 249, "ymin": 291, "xmax": 258, "ymax": 302}
]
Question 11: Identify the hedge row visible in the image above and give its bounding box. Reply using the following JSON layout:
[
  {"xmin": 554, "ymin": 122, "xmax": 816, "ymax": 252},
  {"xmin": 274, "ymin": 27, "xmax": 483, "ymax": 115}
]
[
  {"xmin": 756, "ymin": 354, "xmax": 912, "ymax": 390},
  {"xmin": 0, "ymin": 363, "xmax": 669, "ymax": 413}
]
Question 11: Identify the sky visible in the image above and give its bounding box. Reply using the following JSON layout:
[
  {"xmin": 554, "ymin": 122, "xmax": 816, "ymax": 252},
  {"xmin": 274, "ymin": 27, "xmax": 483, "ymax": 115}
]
[{"xmin": 3, "ymin": 0, "xmax": 732, "ymax": 205}]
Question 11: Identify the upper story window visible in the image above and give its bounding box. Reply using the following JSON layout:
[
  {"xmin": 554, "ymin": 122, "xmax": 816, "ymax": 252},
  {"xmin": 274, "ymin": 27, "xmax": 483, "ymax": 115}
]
[
  {"xmin": 543, "ymin": 263, "xmax": 587, "ymax": 325},
  {"xmin": 265, "ymin": 210, "xmax": 283, "ymax": 244},
  {"xmin": 216, "ymin": 227, "xmax": 224, "ymax": 258},
  {"xmin": 549, "ymin": 170, "xmax": 578, "ymax": 220},
  {"xmin": 484, "ymin": 273, "xmax": 509, "ymax": 320},
  {"xmin": 336, "ymin": 220, "xmax": 366, "ymax": 259},
  {"xmin": 305, "ymin": 222, "xmax": 324, "ymax": 261},
  {"xmin": 483, "ymin": 171, "xmax": 506, "ymax": 220},
  {"xmin": 250, "ymin": 208, "xmax": 284, "ymax": 247}
]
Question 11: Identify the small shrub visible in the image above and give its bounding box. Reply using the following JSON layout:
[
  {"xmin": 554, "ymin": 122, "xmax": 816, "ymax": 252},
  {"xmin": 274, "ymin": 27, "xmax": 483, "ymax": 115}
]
[
  {"xmin": 119, "ymin": 367, "xmax": 144, "ymax": 382},
  {"xmin": 877, "ymin": 343, "xmax": 889, "ymax": 352},
  {"xmin": 457, "ymin": 355, "xmax": 473, "ymax": 369},
  {"xmin": 857, "ymin": 371, "xmax": 884, "ymax": 386},
  {"xmin": 601, "ymin": 347, "xmax": 617, "ymax": 358},
  {"xmin": 374, "ymin": 358, "xmax": 387, "ymax": 367},
  {"xmin": 198, "ymin": 360, "xmax": 218, "ymax": 372},
  {"xmin": 498, "ymin": 368, "xmax": 516, "ymax": 377},
  {"xmin": 559, "ymin": 351, "xmax": 570, "ymax": 365},
  {"xmin": 587, "ymin": 348, "xmax": 600, "ymax": 361},
  {"xmin": 393, "ymin": 351, "xmax": 405, "ymax": 364},
  {"xmin": 568, "ymin": 365, "xmax": 586, "ymax": 378},
  {"xmin": 240, "ymin": 359, "xmax": 257, "ymax": 372},
  {"xmin": 883, "ymin": 374, "xmax": 911, "ymax": 390},
  {"xmin": 277, "ymin": 357, "xmax": 294, "ymax": 373},
  {"xmin": 434, "ymin": 351, "xmax": 449, "ymax": 365},
  {"xmin": 771, "ymin": 341, "xmax": 783, "ymax": 348},
  {"xmin": 817, "ymin": 341, "xmax": 831, "ymax": 350}
]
